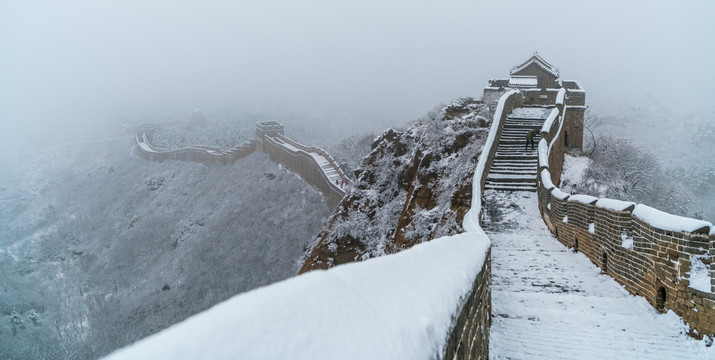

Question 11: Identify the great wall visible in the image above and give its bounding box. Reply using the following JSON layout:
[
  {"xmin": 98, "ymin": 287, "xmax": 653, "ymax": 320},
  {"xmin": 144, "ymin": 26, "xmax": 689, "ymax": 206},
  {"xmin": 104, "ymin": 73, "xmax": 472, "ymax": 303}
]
[
  {"xmin": 134, "ymin": 118, "xmax": 350, "ymax": 208},
  {"xmin": 116, "ymin": 53, "xmax": 714, "ymax": 359}
]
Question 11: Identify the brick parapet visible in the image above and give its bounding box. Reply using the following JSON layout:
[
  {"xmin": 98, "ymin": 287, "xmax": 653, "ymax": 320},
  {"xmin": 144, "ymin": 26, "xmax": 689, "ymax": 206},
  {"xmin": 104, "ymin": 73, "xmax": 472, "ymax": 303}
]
[
  {"xmin": 262, "ymin": 135, "xmax": 346, "ymax": 208},
  {"xmin": 536, "ymin": 94, "xmax": 715, "ymax": 339},
  {"xmin": 135, "ymin": 130, "xmax": 256, "ymax": 165},
  {"xmin": 711, "ymin": 234, "xmax": 715, "ymax": 293},
  {"xmin": 443, "ymin": 249, "xmax": 491, "ymax": 360}
]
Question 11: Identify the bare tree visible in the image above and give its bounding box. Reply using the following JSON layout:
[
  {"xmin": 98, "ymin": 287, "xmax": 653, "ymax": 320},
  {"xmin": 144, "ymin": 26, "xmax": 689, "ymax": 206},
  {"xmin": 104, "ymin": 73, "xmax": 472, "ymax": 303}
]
[
  {"xmin": 582, "ymin": 110, "xmax": 603, "ymax": 157},
  {"xmin": 577, "ymin": 135, "xmax": 693, "ymax": 216}
]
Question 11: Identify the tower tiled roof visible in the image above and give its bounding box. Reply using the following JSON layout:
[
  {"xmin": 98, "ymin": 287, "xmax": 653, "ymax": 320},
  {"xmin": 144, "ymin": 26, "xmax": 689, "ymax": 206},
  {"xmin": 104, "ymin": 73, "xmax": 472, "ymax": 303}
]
[
  {"xmin": 510, "ymin": 52, "xmax": 559, "ymax": 78},
  {"xmin": 508, "ymin": 75, "xmax": 538, "ymax": 88}
]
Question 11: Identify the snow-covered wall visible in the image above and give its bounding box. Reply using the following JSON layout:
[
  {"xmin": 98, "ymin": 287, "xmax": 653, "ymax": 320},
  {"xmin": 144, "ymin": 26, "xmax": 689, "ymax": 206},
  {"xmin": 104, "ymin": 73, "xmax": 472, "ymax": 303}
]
[
  {"xmin": 473, "ymin": 90, "xmax": 523, "ymax": 205},
  {"xmin": 105, "ymin": 233, "xmax": 490, "ymax": 360},
  {"xmin": 536, "ymin": 100, "xmax": 715, "ymax": 339},
  {"xmin": 136, "ymin": 130, "xmax": 256, "ymax": 164},
  {"xmin": 262, "ymin": 135, "xmax": 345, "ymax": 208},
  {"xmin": 137, "ymin": 121, "xmax": 349, "ymax": 207},
  {"xmin": 261, "ymin": 133, "xmax": 348, "ymax": 208}
]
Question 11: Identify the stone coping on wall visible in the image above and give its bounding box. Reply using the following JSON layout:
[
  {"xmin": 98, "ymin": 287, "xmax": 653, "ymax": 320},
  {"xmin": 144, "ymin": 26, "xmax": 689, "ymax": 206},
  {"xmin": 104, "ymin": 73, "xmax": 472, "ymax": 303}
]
[
  {"xmin": 567, "ymin": 194, "xmax": 598, "ymax": 205},
  {"xmin": 540, "ymin": 169, "xmax": 555, "ymax": 190},
  {"xmin": 632, "ymin": 204, "xmax": 712, "ymax": 235},
  {"xmin": 551, "ymin": 187, "xmax": 570, "ymax": 201},
  {"xmin": 595, "ymin": 198, "xmax": 636, "ymax": 212}
]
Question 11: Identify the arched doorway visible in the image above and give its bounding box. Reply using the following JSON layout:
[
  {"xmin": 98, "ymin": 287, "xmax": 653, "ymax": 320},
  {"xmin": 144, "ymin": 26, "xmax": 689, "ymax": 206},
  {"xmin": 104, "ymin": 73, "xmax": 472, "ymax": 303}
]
[
  {"xmin": 564, "ymin": 131, "xmax": 569, "ymax": 148},
  {"xmin": 656, "ymin": 285, "xmax": 667, "ymax": 312},
  {"xmin": 601, "ymin": 251, "xmax": 608, "ymax": 273}
]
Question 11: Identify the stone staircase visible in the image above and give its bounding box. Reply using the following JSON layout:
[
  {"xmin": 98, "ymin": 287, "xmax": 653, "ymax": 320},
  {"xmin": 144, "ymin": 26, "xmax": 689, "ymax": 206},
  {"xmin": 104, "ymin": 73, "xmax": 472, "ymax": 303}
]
[{"xmin": 484, "ymin": 108, "xmax": 547, "ymax": 192}]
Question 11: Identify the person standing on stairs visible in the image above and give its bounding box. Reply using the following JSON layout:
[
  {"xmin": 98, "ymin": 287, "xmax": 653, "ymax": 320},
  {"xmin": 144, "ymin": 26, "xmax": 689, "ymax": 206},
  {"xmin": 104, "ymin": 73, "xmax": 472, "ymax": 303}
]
[{"xmin": 525, "ymin": 128, "xmax": 538, "ymax": 151}]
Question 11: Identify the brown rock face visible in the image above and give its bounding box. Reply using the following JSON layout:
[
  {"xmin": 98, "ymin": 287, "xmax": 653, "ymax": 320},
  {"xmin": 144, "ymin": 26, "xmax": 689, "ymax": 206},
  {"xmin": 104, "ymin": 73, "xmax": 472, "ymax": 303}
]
[{"xmin": 300, "ymin": 99, "xmax": 490, "ymax": 273}]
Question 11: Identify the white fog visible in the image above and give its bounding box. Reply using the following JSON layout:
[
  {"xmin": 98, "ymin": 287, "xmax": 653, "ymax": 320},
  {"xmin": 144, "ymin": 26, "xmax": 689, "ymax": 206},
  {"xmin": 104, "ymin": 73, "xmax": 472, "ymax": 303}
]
[{"xmin": 1, "ymin": 1, "xmax": 713, "ymax": 359}]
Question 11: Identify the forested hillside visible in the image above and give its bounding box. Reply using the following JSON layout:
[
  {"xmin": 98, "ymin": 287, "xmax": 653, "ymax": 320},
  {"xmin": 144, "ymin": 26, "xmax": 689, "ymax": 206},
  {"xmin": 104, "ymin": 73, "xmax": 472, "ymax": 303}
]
[
  {"xmin": 0, "ymin": 138, "xmax": 331, "ymax": 359},
  {"xmin": 589, "ymin": 97, "xmax": 715, "ymax": 222}
]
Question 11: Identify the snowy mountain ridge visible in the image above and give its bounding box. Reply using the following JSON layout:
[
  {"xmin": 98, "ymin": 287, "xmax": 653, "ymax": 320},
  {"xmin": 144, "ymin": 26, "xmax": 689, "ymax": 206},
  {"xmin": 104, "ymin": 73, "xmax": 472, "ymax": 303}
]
[{"xmin": 300, "ymin": 98, "xmax": 491, "ymax": 272}]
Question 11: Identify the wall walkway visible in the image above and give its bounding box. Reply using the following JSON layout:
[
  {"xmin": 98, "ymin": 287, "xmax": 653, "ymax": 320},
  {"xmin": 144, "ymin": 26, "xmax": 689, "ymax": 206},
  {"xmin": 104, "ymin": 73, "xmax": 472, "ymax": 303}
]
[
  {"xmin": 535, "ymin": 91, "xmax": 715, "ymax": 339},
  {"xmin": 486, "ymin": 191, "xmax": 710, "ymax": 359}
]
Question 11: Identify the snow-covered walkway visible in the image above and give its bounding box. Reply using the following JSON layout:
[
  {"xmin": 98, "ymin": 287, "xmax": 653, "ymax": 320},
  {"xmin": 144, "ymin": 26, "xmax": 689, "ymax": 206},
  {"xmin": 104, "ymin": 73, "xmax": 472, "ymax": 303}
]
[{"xmin": 484, "ymin": 190, "xmax": 713, "ymax": 359}]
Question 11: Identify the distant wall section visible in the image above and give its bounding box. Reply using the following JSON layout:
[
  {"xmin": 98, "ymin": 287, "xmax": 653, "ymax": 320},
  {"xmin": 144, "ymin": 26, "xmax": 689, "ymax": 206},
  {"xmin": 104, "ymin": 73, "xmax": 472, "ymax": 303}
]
[{"xmin": 256, "ymin": 121, "xmax": 349, "ymax": 208}]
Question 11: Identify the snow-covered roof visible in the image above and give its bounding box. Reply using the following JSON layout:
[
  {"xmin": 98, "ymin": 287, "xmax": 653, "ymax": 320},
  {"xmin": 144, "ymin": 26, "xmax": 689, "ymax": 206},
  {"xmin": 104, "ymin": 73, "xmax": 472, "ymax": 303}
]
[
  {"xmin": 508, "ymin": 75, "xmax": 538, "ymax": 88},
  {"xmin": 632, "ymin": 204, "xmax": 712, "ymax": 234},
  {"xmin": 510, "ymin": 52, "xmax": 559, "ymax": 78}
]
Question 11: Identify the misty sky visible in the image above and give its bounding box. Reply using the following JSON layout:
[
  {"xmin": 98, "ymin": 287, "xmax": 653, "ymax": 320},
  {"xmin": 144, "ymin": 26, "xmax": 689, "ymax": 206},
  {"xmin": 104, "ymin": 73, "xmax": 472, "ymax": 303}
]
[{"xmin": 1, "ymin": 1, "xmax": 713, "ymax": 153}]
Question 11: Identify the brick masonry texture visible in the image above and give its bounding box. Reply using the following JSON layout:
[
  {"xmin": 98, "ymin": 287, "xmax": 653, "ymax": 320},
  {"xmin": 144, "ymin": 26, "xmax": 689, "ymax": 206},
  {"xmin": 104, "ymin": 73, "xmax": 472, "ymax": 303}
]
[
  {"xmin": 536, "ymin": 99, "xmax": 715, "ymax": 339},
  {"xmin": 443, "ymin": 250, "xmax": 491, "ymax": 360}
]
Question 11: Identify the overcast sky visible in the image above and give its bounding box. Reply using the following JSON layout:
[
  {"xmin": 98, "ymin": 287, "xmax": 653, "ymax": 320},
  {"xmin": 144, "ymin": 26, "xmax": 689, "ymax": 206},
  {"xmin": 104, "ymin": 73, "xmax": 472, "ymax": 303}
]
[{"xmin": 1, "ymin": 1, "xmax": 713, "ymax": 152}]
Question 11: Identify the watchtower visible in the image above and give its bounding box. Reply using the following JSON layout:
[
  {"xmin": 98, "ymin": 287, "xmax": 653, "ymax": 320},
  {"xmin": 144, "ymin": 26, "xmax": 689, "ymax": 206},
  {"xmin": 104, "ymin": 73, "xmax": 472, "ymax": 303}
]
[
  {"xmin": 255, "ymin": 121, "xmax": 285, "ymax": 151},
  {"xmin": 482, "ymin": 53, "xmax": 586, "ymax": 150}
]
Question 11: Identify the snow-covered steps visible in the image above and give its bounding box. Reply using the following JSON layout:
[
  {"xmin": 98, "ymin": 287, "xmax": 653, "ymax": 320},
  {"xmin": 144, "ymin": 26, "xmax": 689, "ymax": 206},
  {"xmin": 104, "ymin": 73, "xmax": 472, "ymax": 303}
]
[
  {"xmin": 484, "ymin": 106, "xmax": 545, "ymax": 192},
  {"xmin": 483, "ymin": 182, "xmax": 540, "ymax": 192},
  {"xmin": 486, "ymin": 173, "xmax": 537, "ymax": 183},
  {"xmin": 483, "ymin": 191, "xmax": 712, "ymax": 359}
]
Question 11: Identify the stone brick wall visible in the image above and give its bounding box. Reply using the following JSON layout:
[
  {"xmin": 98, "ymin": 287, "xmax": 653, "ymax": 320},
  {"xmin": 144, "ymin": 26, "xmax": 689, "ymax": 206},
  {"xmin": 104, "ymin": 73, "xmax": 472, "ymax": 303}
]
[
  {"xmin": 537, "ymin": 100, "xmax": 715, "ymax": 339},
  {"xmin": 563, "ymin": 106, "xmax": 585, "ymax": 150},
  {"xmin": 443, "ymin": 249, "xmax": 491, "ymax": 360},
  {"xmin": 523, "ymin": 89, "xmax": 560, "ymax": 106},
  {"xmin": 135, "ymin": 130, "xmax": 256, "ymax": 164},
  {"xmin": 478, "ymin": 91, "xmax": 524, "ymax": 195},
  {"xmin": 262, "ymin": 136, "xmax": 346, "ymax": 208}
]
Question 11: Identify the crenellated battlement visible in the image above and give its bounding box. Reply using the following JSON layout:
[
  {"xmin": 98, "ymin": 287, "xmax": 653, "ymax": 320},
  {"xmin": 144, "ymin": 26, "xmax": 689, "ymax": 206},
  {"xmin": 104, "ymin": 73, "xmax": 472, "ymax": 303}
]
[{"xmin": 535, "ymin": 88, "xmax": 715, "ymax": 338}]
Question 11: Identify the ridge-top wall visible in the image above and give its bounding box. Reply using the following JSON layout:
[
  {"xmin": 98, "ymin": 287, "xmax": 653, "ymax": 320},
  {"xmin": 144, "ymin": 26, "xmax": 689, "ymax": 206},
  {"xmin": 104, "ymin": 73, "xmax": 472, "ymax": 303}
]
[
  {"xmin": 135, "ymin": 120, "xmax": 349, "ymax": 208},
  {"xmin": 536, "ymin": 96, "xmax": 715, "ymax": 339},
  {"xmin": 258, "ymin": 129, "xmax": 348, "ymax": 208}
]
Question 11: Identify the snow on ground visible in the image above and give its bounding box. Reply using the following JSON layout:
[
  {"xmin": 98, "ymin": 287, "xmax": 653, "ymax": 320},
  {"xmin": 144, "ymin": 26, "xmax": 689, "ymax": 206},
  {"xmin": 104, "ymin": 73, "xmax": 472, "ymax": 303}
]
[
  {"xmin": 483, "ymin": 190, "xmax": 713, "ymax": 359},
  {"xmin": 509, "ymin": 107, "xmax": 552, "ymax": 119},
  {"xmin": 559, "ymin": 153, "xmax": 590, "ymax": 193}
]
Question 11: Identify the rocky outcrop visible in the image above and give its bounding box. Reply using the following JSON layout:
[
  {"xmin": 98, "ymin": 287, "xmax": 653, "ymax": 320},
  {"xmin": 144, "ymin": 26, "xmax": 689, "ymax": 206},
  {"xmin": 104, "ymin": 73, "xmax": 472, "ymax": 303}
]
[{"xmin": 300, "ymin": 99, "xmax": 490, "ymax": 273}]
